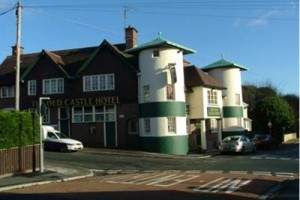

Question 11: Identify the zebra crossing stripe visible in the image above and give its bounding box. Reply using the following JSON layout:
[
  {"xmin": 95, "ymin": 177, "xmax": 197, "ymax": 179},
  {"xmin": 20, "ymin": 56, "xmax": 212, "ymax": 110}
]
[
  {"xmin": 275, "ymin": 172, "xmax": 296, "ymax": 178},
  {"xmin": 253, "ymin": 171, "xmax": 272, "ymax": 176}
]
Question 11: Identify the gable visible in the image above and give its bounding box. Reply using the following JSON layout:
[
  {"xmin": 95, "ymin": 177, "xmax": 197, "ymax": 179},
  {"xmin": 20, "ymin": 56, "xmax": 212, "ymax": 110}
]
[
  {"xmin": 21, "ymin": 51, "xmax": 69, "ymax": 81},
  {"xmin": 76, "ymin": 40, "xmax": 138, "ymax": 76}
]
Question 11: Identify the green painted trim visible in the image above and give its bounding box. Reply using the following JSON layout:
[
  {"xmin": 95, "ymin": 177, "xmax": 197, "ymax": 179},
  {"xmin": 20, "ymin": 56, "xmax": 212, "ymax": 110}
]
[
  {"xmin": 140, "ymin": 135, "xmax": 188, "ymax": 155},
  {"xmin": 223, "ymin": 106, "xmax": 243, "ymax": 118},
  {"xmin": 139, "ymin": 102, "xmax": 186, "ymax": 118}
]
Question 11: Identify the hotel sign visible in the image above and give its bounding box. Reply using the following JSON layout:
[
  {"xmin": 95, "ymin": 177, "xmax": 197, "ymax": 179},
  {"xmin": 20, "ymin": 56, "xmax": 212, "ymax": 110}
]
[
  {"xmin": 32, "ymin": 96, "xmax": 120, "ymax": 107},
  {"xmin": 207, "ymin": 107, "xmax": 221, "ymax": 117}
]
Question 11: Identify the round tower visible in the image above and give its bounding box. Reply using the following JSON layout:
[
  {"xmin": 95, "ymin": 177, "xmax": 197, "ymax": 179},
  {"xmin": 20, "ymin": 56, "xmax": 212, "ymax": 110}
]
[
  {"xmin": 202, "ymin": 59, "xmax": 248, "ymax": 137},
  {"xmin": 126, "ymin": 37, "xmax": 195, "ymax": 154}
]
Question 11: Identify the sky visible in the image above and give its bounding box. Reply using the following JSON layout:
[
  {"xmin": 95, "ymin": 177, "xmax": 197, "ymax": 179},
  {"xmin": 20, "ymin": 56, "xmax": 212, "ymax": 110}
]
[{"xmin": 0, "ymin": 0, "xmax": 299, "ymax": 95}]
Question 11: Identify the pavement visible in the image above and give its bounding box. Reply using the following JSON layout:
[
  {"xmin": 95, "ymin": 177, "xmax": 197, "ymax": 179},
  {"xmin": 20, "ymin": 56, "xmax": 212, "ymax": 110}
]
[{"xmin": 0, "ymin": 147, "xmax": 298, "ymax": 199}]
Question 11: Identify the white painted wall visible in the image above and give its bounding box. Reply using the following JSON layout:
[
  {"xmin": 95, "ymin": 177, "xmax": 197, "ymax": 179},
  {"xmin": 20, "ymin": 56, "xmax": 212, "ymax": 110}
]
[
  {"xmin": 207, "ymin": 68, "xmax": 243, "ymax": 106},
  {"xmin": 139, "ymin": 48, "xmax": 185, "ymax": 102}
]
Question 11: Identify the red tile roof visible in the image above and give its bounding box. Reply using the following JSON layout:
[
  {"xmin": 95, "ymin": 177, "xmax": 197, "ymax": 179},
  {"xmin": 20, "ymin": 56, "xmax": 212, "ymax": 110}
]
[{"xmin": 184, "ymin": 65, "xmax": 226, "ymax": 90}]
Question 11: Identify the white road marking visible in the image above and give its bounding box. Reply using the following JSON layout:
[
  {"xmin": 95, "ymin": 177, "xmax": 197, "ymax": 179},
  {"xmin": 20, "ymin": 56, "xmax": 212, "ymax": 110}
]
[
  {"xmin": 229, "ymin": 171, "xmax": 248, "ymax": 175},
  {"xmin": 251, "ymin": 156, "xmax": 262, "ymax": 159},
  {"xmin": 279, "ymin": 157, "xmax": 291, "ymax": 161},
  {"xmin": 253, "ymin": 171, "xmax": 272, "ymax": 176},
  {"xmin": 193, "ymin": 177, "xmax": 252, "ymax": 194},
  {"xmin": 205, "ymin": 170, "xmax": 223, "ymax": 174},
  {"xmin": 265, "ymin": 157, "xmax": 276, "ymax": 160},
  {"xmin": 275, "ymin": 172, "xmax": 296, "ymax": 178}
]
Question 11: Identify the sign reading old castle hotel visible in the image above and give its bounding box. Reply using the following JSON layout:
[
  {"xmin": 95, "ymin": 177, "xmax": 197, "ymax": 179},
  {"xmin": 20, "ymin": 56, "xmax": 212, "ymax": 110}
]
[{"xmin": 0, "ymin": 26, "xmax": 251, "ymax": 155}]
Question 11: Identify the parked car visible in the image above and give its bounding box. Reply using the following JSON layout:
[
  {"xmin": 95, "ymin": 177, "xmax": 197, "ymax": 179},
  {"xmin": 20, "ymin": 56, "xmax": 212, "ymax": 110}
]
[
  {"xmin": 253, "ymin": 134, "xmax": 279, "ymax": 149},
  {"xmin": 219, "ymin": 135, "xmax": 256, "ymax": 154},
  {"xmin": 43, "ymin": 126, "xmax": 83, "ymax": 152}
]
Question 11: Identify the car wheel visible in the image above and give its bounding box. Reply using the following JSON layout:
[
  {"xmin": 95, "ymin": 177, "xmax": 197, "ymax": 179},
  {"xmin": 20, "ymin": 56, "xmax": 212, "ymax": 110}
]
[
  {"xmin": 252, "ymin": 145, "xmax": 256, "ymax": 153},
  {"xmin": 241, "ymin": 146, "xmax": 246, "ymax": 154},
  {"xmin": 60, "ymin": 146, "xmax": 68, "ymax": 152}
]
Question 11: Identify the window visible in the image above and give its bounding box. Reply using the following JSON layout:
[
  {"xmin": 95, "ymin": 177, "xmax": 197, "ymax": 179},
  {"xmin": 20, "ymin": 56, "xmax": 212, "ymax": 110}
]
[
  {"xmin": 210, "ymin": 119, "xmax": 217, "ymax": 133},
  {"xmin": 95, "ymin": 106, "xmax": 104, "ymax": 122},
  {"xmin": 0, "ymin": 86, "xmax": 14, "ymax": 98},
  {"xmin": 153, "ymin": 50, "xmax": 160, "ymax": 57},
  {"xmin": 43, "ymin": 78, "xmax": 64, "ymax": 94},
  {"xmin": 144, "ymin": 118, "xmax": 150, "ymax": 133},
  {"xmin": 207, "ymin": 90, "xmax": 218, "ymax": 104},
  {"xmin": 143, "ymin": 85, "xmax": 150, "ymax": 102},
  {"xmin": 73, "ymin": 105, "xmax": 116, "ymax": 123},
  {"xmin": 235, "ymin": 93, "xmax": 241, "ymax": 105},
  {"xmin": 83, "ymin": 74, "xmax": 115, "ymax": 92},
  {"xmin": 83, "ymin": 106, "xmax": 93, "ymax": 122},
  {"xmin": 166, "ymin": 84, "xmax": 175, "ymax": 100},
  {"xmin": 167, "ymin": 117, "xmax": 176, "ymax": 133},
  {"xmin": 28, "ymin": 80, "xmax": 36, "ymax": 96},
  {"xmin": 128, "ymin": 119, "xmax": 138, "ymax": 134}
]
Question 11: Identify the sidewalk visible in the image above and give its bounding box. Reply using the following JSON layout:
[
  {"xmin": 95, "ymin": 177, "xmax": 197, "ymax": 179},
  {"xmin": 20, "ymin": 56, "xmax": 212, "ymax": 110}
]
[
  {"xmin": 0, "ymin": 163, "xmax": 93, "ymax": 192},
  {"xmin": 0, "ymin": 148, "xmax": 220, "ymax": 192}
]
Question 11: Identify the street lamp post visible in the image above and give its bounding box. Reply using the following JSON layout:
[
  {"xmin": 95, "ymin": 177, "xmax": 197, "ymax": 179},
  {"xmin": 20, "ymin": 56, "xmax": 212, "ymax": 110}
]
[
  {"xmin": 39, "ymin": 97, "xmax": 50, "ymax": 173},
  {"xmin": 267, "ymin": 121, "xmax": 272, "ymax": 135}
]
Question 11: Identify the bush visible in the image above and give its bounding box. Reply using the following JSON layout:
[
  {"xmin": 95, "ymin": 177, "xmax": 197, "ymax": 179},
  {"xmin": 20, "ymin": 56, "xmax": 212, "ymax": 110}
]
[{"xmin": 0, "ymin": 111, "xmax": 40, "ymax": 149}]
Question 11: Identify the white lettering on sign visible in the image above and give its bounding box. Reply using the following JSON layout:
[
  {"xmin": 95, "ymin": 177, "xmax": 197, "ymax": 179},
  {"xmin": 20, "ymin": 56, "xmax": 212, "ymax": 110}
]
[
  {"xmin": 100, "ymin": 173, "xmax": 199, "ymax": 187},
  {"xmin": 193, "ymin": 177, "xmax": 252, "ymax": 194}
]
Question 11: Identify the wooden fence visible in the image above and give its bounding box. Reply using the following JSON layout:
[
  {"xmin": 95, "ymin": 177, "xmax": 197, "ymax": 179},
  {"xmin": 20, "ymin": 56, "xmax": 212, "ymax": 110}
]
[{"xmin": 0, "ymin": 145, "xmax": 40, "ymax": 177}]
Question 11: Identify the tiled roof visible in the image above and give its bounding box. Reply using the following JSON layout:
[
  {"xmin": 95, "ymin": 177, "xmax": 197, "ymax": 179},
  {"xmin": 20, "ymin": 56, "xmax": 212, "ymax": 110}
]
[
  {"xmin": 125, "ymin": 37, "xmax": 196, "ymax": 55},
  {"xmin": 0, "ymin": 40, "xmax": 137, "ymax": 85},
  {"xmin": 184, "ymin": 65, "xmax": 226, "ymax": 90},
  {"xmin": 202, "ymin": 58, "xmax": 248, "ymax": 71}
]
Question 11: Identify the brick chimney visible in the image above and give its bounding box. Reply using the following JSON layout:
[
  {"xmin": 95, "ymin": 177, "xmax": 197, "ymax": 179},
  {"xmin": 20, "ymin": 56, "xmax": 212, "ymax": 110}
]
[
  {"xmin": 125, "ymin": 26, "xmax": 138, "ymax": 49},
  {"xmin": 11, "ymin": 45, "xmax": 24, "ymax": 56}
]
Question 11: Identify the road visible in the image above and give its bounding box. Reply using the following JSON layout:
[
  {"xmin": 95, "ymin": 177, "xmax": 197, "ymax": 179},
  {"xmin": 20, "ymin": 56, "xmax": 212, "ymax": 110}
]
[
  {"xmin": 44, "ymin": 143, "xmax": 299, "ymax": 177},
  {"xmin": 0, "ymin": 143, "xmax": 298, "ymax": 200}
]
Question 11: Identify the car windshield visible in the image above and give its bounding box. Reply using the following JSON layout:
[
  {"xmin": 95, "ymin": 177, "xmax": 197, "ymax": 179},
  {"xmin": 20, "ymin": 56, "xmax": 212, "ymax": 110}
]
[
  {"xmin": 223, "ymin": 136, "xmax": 240, "ymax": 142},
  {"xmin": 55, "ymin": 132, "xmax": 69, "ymax": 139}
]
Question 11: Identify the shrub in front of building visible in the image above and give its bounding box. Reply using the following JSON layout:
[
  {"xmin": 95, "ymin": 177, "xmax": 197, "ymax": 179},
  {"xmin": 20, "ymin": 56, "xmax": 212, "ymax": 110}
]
[{"xmin": 0, "ymin": 111, "xmax": 40, "ymax": 149}]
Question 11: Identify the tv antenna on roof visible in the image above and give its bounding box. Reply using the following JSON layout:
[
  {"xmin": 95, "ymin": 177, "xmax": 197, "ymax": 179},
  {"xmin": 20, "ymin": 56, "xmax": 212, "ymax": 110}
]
[{"xmin": 123, "ymin": 6, "xmax": 135, "ymax": 28}]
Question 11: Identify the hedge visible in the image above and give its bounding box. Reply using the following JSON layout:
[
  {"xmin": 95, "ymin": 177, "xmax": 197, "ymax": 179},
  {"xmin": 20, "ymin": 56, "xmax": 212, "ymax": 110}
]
[{"xmin": 0, "ymin": 111, "xmax": 40, "ymax": 149}]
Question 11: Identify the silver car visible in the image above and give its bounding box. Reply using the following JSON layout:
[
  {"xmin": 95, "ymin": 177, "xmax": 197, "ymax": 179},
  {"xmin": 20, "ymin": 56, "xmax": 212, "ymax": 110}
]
[{"xmin": 219, "ymin": 135, "xmax": 256, "ymax": 154}]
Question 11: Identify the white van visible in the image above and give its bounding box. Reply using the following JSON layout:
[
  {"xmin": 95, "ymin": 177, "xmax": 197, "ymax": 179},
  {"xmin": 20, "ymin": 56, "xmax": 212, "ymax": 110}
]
[{"xmin": 42, "ymin": 125, "xmax": 83, "ymax": 152}]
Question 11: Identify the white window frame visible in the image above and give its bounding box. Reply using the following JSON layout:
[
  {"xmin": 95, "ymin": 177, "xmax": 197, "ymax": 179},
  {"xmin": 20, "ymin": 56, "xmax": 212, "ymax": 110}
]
[
  {"xmin": 166, "ymin": 84, "xmax": 175, "ymax": 100},
  {"xmin": 210, "ymin": 119, "xmax": 218, "ymax": 133},
  {"xmin": 0, "ymin": 86, "xmax": 15, "ymax": 98},
  {"xmin": 72, "ymin": 105, "xmax": 116, "ymax": 123},
  {"xmin": 167, "ymin": 117, "xmax": 176, "ymax": 133},
  {"xmin": 28, "ymin": 80, "xmax": 36, "ymax": 96},
  {"xmin": 143, "ymin": 85, "xmax": 150, "ymax": 102},
  {"xmin": 144, "ymin": 118, "xmax": 150, "ymax": 133},
  {"xmin": 235, "ymin": 93, "xmax": 241, "ymax": 105},
  {"xmin": 207, "ymin": 90, "xmax": 218, "ymax": 105},
  {"xmin": 83, "ymin": 74, "xmax": 115, "ymax": 92},
  {"xmin": 43, "ymin": 78, "xmax": 64, "ymax": 94}
]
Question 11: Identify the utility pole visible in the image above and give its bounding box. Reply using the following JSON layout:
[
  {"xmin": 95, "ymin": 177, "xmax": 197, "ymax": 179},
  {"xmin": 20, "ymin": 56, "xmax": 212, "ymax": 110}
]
[{"xmin": 15, "ymin": 1, "xmax": 21, "ymax": 111}]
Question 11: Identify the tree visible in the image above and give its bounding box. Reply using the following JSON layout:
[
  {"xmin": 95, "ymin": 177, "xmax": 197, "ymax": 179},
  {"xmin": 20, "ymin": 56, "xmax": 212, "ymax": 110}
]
[
  {"xmin": 283, "ymin": 94, "xmax": 299, "ymax": 134},
  {"xmin": 254, "ymin": 96, "xmax": 295, "ymax": 142}
]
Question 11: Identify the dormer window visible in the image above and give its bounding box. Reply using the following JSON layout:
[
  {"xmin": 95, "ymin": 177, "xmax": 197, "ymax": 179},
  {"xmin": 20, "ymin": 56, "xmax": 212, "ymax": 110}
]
[{"xmin": 153, "ymin": 50, "xmax": 160, "ymax": 57}]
